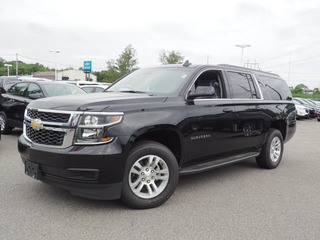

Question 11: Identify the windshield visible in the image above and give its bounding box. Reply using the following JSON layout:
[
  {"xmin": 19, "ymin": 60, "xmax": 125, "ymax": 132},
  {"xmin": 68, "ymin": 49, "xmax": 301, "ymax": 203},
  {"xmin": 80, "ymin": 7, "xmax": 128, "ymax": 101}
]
[
  {"xmin": 42, "ymin": 84, "xmax": 85, "ymax": 97},
  {"xmin": 107, "ymin": 68, "xmax": 192, "ymax": 95}
]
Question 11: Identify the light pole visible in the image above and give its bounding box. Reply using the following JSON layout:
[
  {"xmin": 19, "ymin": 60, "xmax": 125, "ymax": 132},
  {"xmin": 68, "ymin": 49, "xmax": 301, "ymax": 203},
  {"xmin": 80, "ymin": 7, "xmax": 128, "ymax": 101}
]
[
  {"xmin": 235, "ymin": 44, "xmax": 251, "ymax": 67},
  {"xmin": 49, "ymin": 49, "xmax": 60, "ymax": 80},
  {"xmin": 4, "ymin": 64, "xmax": 12, "ymax": 76}
]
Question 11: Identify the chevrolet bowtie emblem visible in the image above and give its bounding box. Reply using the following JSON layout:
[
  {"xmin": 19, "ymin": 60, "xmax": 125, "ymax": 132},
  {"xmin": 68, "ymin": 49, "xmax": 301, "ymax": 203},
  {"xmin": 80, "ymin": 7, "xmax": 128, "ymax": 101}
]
[{"xmin": 31, "ymin": 119, "xmax": 42, "ymax": 130}]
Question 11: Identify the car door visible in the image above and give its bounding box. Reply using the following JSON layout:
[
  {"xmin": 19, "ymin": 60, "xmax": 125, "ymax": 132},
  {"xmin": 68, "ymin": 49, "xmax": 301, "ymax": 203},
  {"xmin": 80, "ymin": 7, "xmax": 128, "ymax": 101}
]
[
  {"xmin": 2, "ymin": 82, "xmax": 29, "ymax": 127},
  {"xmin": 225, "ymin": 71, "xmax": 266, "ymax": 152},
  {"xmin": 184, "ymin": 69, "xmax": 236, "ymax": 166}
]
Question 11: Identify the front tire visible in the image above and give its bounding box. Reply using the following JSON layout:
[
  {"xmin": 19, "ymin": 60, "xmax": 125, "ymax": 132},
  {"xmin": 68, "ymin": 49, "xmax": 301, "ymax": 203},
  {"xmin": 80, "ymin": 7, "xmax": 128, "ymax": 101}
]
[
  {"xmin": 0, "ymin": 112, "xmax": 12, "ymax": 134},
  {"xmin": 256, "ymin": 128, "xmax": 284, "ymax": 169},
  {"xmin": 121, "ymin": 141, "xmax": 179, "ymax": 209}
]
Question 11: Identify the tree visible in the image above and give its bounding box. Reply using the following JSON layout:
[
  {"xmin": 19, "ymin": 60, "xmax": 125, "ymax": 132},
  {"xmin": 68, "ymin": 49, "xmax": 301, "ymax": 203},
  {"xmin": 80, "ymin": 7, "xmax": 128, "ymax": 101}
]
[
  {"xmin": 116, "ymin": 45, "xmax": 138, "ymax": 75},
  {"xmin": 313, "ymin": 88, "xmax": 320, "ymax": 96},
  {"xmin": 295, "ymin": 84, "xmax": 308, "ymax": 90},
  {"xmin": 291, "ymin": 88, "xmax": 303, "ymax": 95},
  {"xmin": 159, "ymin": 50, "xmax": 184, "ymax": 64},
  {"xmin": 103, "ymin": 45, "xmax": 139, "ymax": 82},
  {"xmin": 0, "ymin": 58, "xmax": 5, "ymax": 68}
]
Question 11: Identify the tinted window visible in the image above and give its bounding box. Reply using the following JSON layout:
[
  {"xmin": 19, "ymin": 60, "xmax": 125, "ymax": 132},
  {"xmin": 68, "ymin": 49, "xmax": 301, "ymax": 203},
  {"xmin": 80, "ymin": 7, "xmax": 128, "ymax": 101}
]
[
  {"xmin": 8, "ymin": 82, "xmax": 29, "ymax": 96},
  {"xmin": 26, "ymin": 83, "xmax": 43, "ymax": 98},
  {"xmin": 257, "ymin": 75, "xmax": 292, "ymax": 100},
  {"xmin": 107, "ymin": 68, "xmax": 192, "ymax": 94},
  {"xmin": 227, "ymin": 72, "xmax": 257, "ymax": 99}
]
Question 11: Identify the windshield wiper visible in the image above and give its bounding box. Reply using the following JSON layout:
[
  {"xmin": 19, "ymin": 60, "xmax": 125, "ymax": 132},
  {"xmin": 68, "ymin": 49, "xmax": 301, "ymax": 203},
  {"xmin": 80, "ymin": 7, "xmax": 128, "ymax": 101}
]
[{"xmin": 119, "ymin": 90, "xmax": 154, "ymax": 96}]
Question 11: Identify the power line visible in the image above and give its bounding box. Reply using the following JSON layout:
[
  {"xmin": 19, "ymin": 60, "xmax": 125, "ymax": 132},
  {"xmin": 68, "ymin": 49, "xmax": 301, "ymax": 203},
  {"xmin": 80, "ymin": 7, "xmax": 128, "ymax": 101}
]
[
  {"xmin": 262, "ymin": 52, "xmax": 320, "ymax": 69},
  {"xmin": 260, "ymin": 40, "xmax": 320, "ymax": 64},
  {"xmin": 18, "ymin": 54, "xmax": 81, "ymax": 69}
]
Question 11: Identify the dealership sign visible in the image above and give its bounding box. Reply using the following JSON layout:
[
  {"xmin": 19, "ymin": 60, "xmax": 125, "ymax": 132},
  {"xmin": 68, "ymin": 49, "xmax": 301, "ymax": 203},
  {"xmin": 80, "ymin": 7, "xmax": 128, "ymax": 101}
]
[{"xmin": 83, "ymin": 61, "xmax": 92, "ymax": 73}]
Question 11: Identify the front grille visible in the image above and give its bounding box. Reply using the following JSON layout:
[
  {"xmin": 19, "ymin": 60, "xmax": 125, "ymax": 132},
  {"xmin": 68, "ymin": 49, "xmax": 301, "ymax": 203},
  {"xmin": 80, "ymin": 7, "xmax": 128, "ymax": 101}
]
[
  {"xmin": 26, "ymin": 125, "xmax": 65, "ymax": 146},
  {"xmin": 27, "ymin": 109, "xmax": 70, "ymax": 123}
]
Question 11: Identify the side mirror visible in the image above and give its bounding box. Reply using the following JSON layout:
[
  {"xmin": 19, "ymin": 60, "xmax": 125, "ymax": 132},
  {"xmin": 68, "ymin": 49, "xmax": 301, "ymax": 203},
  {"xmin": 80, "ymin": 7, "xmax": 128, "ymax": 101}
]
[
  {"xmin": 188, "ymin": 86, "xmax": 216, "ymax": 99},
  {"xmin": 29, "ymin": 93, "xmax": 44, "ymax": 100}
]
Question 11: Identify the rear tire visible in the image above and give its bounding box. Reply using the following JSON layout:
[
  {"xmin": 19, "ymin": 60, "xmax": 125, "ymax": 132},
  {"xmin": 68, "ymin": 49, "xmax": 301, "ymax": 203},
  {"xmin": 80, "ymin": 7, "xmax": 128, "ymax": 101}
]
[
  {"xmin": 0, "ymin": 112, "xmax": 12, "ymax": 134},
  {"xmin": 121, "ymin": 140, "xmax": 179, "ymax": 209},
  {"xmin": 256, "ymin": 128, "xmax": 283, "ymax": 169}
]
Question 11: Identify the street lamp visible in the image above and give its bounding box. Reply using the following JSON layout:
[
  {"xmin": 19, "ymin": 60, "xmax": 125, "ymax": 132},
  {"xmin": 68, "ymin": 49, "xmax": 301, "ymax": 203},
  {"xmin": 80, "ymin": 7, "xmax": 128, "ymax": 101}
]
[
  {"xmin": 49, "ymin": 49, "xmax": 60, "ymax": 80},
  {"xmin": 235, "ymin": 44, "xmax": 251, "ymax": 67},
  {"xmin": 4, "ymin": 64, "xmax": 12, "ymax": 76}
]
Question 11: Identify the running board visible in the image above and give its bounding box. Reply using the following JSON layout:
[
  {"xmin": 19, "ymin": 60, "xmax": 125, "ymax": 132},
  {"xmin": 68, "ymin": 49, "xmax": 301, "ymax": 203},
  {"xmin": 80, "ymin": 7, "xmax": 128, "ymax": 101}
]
[{"xmin": 179, "ymin": 152, "xmax": 260, "ymax": 175}]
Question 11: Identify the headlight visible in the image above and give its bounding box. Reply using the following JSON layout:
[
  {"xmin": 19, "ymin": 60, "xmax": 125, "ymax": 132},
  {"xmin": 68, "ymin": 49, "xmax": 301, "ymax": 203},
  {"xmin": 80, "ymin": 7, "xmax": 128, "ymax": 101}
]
[{"xmin": 74, "ymin": 112, "xmax": 123, "ymax": 145}]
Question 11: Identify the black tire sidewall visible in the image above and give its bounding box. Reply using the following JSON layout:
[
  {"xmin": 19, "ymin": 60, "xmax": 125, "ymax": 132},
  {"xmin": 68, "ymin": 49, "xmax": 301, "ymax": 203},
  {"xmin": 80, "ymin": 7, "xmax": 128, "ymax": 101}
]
[
  {"xmin": 0, "ymin": 111, "xmax": 11, "ymax": 134},
  {"xmin": 257, "ymin": 129, "xmax": 284, "ymax": 169},
  {"xmin": 121, "ymin": 141, "xmax": 179, "ymax": 209}
]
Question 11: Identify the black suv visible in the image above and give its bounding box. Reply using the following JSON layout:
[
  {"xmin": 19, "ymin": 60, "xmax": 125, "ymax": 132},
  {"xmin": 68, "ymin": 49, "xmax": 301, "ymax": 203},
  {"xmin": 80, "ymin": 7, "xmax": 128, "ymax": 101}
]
[{"xmin": 18, "ymin": 63, "xmax": 296, "ymax": 209}]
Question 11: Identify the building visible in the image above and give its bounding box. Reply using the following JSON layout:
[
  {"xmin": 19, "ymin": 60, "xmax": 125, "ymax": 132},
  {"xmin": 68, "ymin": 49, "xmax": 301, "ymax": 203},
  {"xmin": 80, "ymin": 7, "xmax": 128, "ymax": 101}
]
[
  {"xmin": 33, "ymin": 72, "xmax": 55, "ymax": 80},
  {"xmin": 33, "ymin": 70, "xmax": 97, "ymax": 82},
  {"xmin": 57, "ymin": 70, "xmax": 97, "ymax": 82}
]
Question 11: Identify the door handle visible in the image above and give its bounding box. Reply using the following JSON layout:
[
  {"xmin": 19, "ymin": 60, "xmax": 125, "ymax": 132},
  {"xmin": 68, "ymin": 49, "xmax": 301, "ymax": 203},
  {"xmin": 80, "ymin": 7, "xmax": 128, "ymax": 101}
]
[{"xmin": 223, "ymin": 108, "xmax": 233, "ymax": 113}]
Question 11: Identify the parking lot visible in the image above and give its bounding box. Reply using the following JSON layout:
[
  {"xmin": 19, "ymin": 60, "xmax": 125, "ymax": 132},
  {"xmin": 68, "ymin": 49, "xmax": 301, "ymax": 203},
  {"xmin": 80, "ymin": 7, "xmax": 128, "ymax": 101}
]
[{"xmin": 0, "ymin": 119, "xmax": 319, "ymax": 240}]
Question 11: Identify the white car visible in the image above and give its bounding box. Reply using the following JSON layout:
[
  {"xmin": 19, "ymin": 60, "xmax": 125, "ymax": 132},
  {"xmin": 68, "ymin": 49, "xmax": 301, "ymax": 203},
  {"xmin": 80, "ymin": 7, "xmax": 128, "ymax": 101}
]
[{"xmin": 295, "ymin": 104, "xmax": 309, "ymax": 119}]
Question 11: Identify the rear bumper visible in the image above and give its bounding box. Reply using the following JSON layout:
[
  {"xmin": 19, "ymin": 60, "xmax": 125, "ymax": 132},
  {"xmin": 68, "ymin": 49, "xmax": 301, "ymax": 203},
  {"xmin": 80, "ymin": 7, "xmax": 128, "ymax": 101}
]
[{"xmin": 18, "ymin": 134, "xmax": 130, "ymax": 200}]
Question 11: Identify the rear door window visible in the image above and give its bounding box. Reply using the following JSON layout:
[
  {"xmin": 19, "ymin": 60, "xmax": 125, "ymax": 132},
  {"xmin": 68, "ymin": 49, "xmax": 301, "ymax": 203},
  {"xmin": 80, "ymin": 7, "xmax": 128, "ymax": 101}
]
[
  {"xmin": 26, "ymin": 83, "xmax": 43, "ymax": 98},
  {"xmin": 226, "ymin": 72, "xmax": 258, "ymax": 99}
]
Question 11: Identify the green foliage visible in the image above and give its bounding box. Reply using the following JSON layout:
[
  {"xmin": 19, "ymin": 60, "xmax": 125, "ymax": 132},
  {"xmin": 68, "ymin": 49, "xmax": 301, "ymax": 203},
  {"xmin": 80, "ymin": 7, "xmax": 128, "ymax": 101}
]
[
  {"xmin": 291, "ymin": 88, "xmax": 320, "ymax": 98},
  {"xmin": 291, "ymin": 88, "xmax": 303, "ymax": 95},
  {"xmin": 159, "ymin": 50, "xmax": 184, "ymax": 64},
  {"xmin": 116, "ymin": 45, "xmax": 138, "ymax": 75},
  {"xmin": 99, "ymin": 45, "xmax": 139, "ymax": 83},
  {"xmin": 295, "ymin": 83, "xmax": 308, "ymax": 90},
  {"xmin": 0, "ymin": 59, "xmax": 52, "ymax": 76},
  {"xmin": 313, "ymin": 88, "xmax": 320, "ymax": 95},
  {"xmin": 0, "ymin": 58, "xmax": 5, "ymax": 68}
]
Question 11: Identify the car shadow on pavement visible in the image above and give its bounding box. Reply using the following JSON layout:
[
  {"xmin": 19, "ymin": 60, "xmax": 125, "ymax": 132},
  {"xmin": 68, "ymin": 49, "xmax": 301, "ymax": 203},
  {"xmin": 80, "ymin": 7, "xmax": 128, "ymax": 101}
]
[
  {"xmin": 30, "ymin": 181, "xmax": 125, "ymax": 210},
  {"xmin": 24, "ymin": 158, "xmax": 260, "ymax": 211}
]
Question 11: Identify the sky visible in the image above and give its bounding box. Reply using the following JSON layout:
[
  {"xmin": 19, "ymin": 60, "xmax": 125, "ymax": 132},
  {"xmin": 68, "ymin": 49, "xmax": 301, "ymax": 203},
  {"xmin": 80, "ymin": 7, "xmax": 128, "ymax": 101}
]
[{"xmin": 1, "ymin": 0, "xmax": 320, "ymax": 89}]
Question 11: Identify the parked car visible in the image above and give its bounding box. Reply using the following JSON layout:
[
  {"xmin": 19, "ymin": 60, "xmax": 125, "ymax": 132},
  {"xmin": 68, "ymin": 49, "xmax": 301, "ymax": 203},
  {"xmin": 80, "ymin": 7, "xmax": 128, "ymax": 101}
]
[
  {"xmin": 0, "ymin": 81, "xmax": 86, "ymax": 134},
  {"xmin": 296, "ymin": 98, "xmax": 320, "ymax": 111},
  {"xmin": 293, "ymin": 98, "xmax": 316, "ymax": 118},
  {"xmin": 0, "ymin": 76, "xmax": 22, "ymax": 95},
  {"xmin": 295, "ymin": 104, "xmax": 310, "ymax": 119},
  {"xmin": 81, "ymin": 84, "xmax": 110, "ymax": 93},
  {"xmin": 18, "ymin": 63, "xmax": 296, "ymax": 209}
]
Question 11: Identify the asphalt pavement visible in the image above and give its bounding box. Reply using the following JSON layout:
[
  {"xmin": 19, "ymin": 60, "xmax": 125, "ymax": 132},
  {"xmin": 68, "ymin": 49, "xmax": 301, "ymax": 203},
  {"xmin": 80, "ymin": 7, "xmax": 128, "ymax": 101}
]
[{"xmin": 0, "ymin": 119, "xmax": 319, "ymax": 240}]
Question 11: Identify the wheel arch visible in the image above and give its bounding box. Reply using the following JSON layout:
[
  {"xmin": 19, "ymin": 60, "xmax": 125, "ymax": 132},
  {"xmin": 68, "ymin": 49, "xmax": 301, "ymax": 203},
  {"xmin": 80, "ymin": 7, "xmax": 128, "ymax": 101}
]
[
  {"xmin": 128, "ymin": 125, "xmax": 183, "ymax": 165},
  {"xmin": 270, "ymin": 120, "xmax": 287, "ymax": 141}
]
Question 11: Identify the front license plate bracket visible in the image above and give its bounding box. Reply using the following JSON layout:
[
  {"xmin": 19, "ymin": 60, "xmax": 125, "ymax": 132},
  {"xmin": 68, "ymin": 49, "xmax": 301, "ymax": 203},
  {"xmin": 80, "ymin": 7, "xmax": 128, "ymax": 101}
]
[{"xmin": 25, "ymin": 160, "xmax": 41, "ymax": 180}]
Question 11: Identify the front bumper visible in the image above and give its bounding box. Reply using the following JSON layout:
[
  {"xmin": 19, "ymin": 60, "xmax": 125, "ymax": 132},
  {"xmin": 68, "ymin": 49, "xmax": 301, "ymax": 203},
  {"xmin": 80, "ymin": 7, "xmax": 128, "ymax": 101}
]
[{"xmin": 18, "ymin": 134, "xmax": 130, "ymax": 200}]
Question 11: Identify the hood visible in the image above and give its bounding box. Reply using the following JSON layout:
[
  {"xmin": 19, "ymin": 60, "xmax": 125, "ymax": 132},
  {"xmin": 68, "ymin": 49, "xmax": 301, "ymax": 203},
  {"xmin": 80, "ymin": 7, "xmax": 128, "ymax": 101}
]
[{"xmin": 28, "ymin": 92, "xmax": 167, "ymax": 112}]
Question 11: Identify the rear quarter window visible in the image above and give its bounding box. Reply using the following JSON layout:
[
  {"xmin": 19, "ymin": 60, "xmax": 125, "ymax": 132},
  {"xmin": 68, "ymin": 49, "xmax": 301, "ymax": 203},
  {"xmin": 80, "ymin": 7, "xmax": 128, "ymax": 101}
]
[{"xmin": 257, "ymin": 75, "xmax": 292, "ymax": 100}]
